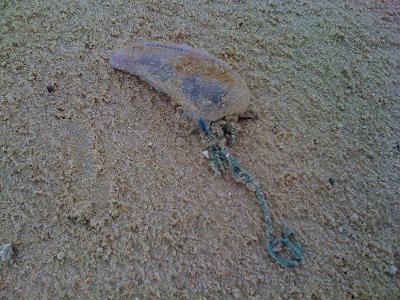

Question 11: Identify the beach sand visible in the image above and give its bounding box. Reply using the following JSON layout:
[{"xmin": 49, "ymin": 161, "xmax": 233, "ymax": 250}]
[{"xmin": 1, "ymin": 0, "xmax": 399, "ymax": 298}]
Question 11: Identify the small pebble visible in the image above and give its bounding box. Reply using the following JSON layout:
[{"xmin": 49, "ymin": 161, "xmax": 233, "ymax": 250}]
[
  {"xmin": 202, "ymin": 150, "xmax": 209, "ymax": 159},
  {"xmin": 56, "ymin": 251, "xmax": 65, "ymax": 260},
  {"xmin": 0, "ymin": 243, "xmax": 14, "ymax": 262},
  {"xmin": 232, "ymin": 288, "xmax": 241, "ymax": 298},
  {"xmin": 338, "ymin": 226, "xmax": 344, "ymax": 234},
  {"xmin": 386, "ymin": 265, "xmax": 398, "ymax": 275},
  {"xmin": 350, "ymin": 213, "xmax": 359, "ymax": 222},
  {"xmin": 47, "ymin": 85, "xmax": 56, "ymax": 93}
]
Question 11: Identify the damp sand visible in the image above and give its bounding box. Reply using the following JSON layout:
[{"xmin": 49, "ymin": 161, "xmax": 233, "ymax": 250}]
[{"xmin": 1, "ymin": 0, "xmax": 399, "ymax": 298}]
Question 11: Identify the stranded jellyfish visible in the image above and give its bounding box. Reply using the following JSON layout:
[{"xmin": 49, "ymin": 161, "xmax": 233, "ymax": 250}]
[
  {"xmin": 110, "ymin": 40, "xmax": 250, "ymax": 122},
  {"xmin": 110, "ymin": 41, "xmax": 304, "ymax": 267}
]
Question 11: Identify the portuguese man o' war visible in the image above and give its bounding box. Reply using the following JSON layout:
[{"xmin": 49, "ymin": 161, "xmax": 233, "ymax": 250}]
[
  {"xmin": 110, "ymin": 41, "xmax": 250, "ymax": 122},
  {"xmin": 110, "ymin": 41, "xmax": 304, "ymax": 267}
]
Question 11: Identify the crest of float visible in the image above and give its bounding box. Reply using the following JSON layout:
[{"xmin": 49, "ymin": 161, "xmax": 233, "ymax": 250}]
[{"xmin": 110, "ymin": 41, "xmax": 303, "ymax": 267}]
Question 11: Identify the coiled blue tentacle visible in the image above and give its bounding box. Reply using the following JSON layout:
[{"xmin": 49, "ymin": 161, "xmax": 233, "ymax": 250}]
[{"xmin": 198, "ymin": 117, "xmax": 303, "ymax": 267}]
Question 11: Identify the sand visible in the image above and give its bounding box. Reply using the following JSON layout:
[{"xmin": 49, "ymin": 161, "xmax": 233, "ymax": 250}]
[{"xmin": 1, "ymin": 0, "xmax": 399, "ymax": 298}]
